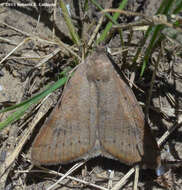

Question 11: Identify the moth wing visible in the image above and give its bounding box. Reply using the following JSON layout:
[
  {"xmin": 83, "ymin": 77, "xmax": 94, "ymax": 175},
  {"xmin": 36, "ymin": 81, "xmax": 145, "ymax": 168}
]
[
  {"xmin": 99, "ymin": 63, "xmax": 159, "ymax": 167},
  {"xmin": 31, "ymin": 63, "xmax": 97, "ymax": 165}
]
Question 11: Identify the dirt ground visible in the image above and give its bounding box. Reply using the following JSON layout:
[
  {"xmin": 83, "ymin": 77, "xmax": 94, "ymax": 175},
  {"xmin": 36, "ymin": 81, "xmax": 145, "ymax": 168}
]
[{"xmin": 0, "ymin": 0, "xmax": 182, "ymax": 190}]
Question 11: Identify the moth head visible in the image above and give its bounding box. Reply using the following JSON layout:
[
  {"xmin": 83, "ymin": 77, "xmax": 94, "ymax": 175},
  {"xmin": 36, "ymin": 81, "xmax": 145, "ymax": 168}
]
[{"xmin": 86, "ymin": 52, "xmax": 111, "ymax": 82}]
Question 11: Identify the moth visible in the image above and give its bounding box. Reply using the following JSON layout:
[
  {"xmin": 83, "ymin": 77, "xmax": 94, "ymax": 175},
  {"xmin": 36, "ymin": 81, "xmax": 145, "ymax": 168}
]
[{"xmin": 31, "ymin": 50, "xmax": 160, "ymax": 169}]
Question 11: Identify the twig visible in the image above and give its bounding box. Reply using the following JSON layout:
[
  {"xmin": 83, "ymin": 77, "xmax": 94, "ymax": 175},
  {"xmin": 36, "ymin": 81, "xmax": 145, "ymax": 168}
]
[
  {"xmin": 35, "ymin": 47, "xmax": 61, "ymax": 68},
  {"xmin": 133, "ymin": 165, "xmax": 139, "ymax": 190},
  {"xmin": 55, "ymin": 38, "xmax": 81, "ymax": 61},
  {"xmin": 102, "ymin": 9, "xmax": 182, "ymax": 32},
  {"xmin": 0, "ymin": 37, "xmax": 31, "ymax": 65},
  {"xmin": 108, "ymin": 170, "xmax": 114, "ymax": 189},
  {"xmin": 87, "ymin": 15, "xmax": 104, "ymax": 48},
  {"xmin": 53, "ymin": 0, "xmax": 57, "ymax": 39},
  {"xmin": 17, "ymin": 166, "xmax": 109, "ymax": 190},
  {"xmin": 0, "ymin": 96, "xmax": 50, "ymax": 185},
  {"xmin": 111, "ymin": 167, "xmax": 135, "ymax": 190},
  {"xmin": 47, "ymin": 162, "xmax": 85, "ymax": 190}
]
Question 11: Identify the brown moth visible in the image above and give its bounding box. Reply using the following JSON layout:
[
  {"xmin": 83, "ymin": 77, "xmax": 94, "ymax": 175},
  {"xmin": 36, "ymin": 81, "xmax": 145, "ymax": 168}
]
[{"xmin": 31, "ymin": 50, "xmax": 160, "ymax": 169}]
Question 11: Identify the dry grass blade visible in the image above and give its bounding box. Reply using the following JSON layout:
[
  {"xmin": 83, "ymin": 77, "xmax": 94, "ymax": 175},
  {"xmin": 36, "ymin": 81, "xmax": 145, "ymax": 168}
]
[
  {"xmin": 133, "ymin": 165, "xmax": 139, "ymax": 190},
  {"xmin": 157, "ymin": 121, "xmax": 182, "ymax": 147},
  {"xmin": 87, "ymin": 15, "xmax": 105, "ymax": 48},
  {"xmin": 102, "ymin": 9, "xmax": 182, "ymax": 32},
  {"xmin": 35, "ymin": 47, "xmax": 61, "ymax": 68},
  {"xmin": 87, "ymin": 0, "xmax": 113, "ymax": 48},
  {"xmin": 52, "ymin": 0, "xmax": 57, "ymax": 39},
  {"xmin": 0, "ymin": 37, "xmax": 17, "ymax": 45},
  {"xmin": 0, "ymin": 96, "xmax": 50, "ymax": 185},
  {"xmin": 17, "ymin": 166, "xmax": 109, "ymax": 190},
  {"xmin": 108, "ymin": 170, "xmax": 114, "ymax": 189},
  {"xmin": 0, "ymin": 21, "xmax": 32, "ymax": 36},
  {"xmin": 47, "ymin": 162, "xmax": 85, "ymax": 190},
  {"xmin": 111, "ymin": 168, "xmax": 135, "ymax": 190},
  {"xmin": 0, "ymin": 37, "xmax": 31, "ymax": 65},
  {"xmin": 59, "ymin": 0, "xmax": 80, "ymax": 45},
  {"xmin": 55, "ymin": 38, "xmax": 81, "ymax": 61}
]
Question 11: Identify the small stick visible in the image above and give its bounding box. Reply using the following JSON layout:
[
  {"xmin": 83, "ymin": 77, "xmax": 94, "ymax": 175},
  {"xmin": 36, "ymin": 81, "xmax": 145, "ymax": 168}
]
[
  {"xmin": 0, "ymin": 96, "xmax": 50, "ymax": 185},
  {"xmin": 0, "ymin": 37, "xmax": 31, "ymax": 65},
  {"xmin": 133, "ymin": 165, "xmax": 139, "ymax": 190},
  {"xmin": 47, "ymin": 162, "xmax": 85, "ymax": 190},
  {"xmin": 111, "ymin": 167, "xmax": 135, "ymax": 190},
  {"xmin": 17, "ymin": 166, "xmax": 109, "ymax": 190},
  {"xmin": 108, "ymin": 170, "xmax": 114, "ymax": 189},
  {"xmin": 52, "ymin": 0, "xmax": 57, "ymax": 39}
]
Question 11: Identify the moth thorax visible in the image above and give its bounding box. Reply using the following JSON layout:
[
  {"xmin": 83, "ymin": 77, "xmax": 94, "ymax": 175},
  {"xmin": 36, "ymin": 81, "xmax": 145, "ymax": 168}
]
[{"xmin": 86, "ymin": 60, "xmax": 110, "ymax": 82}]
